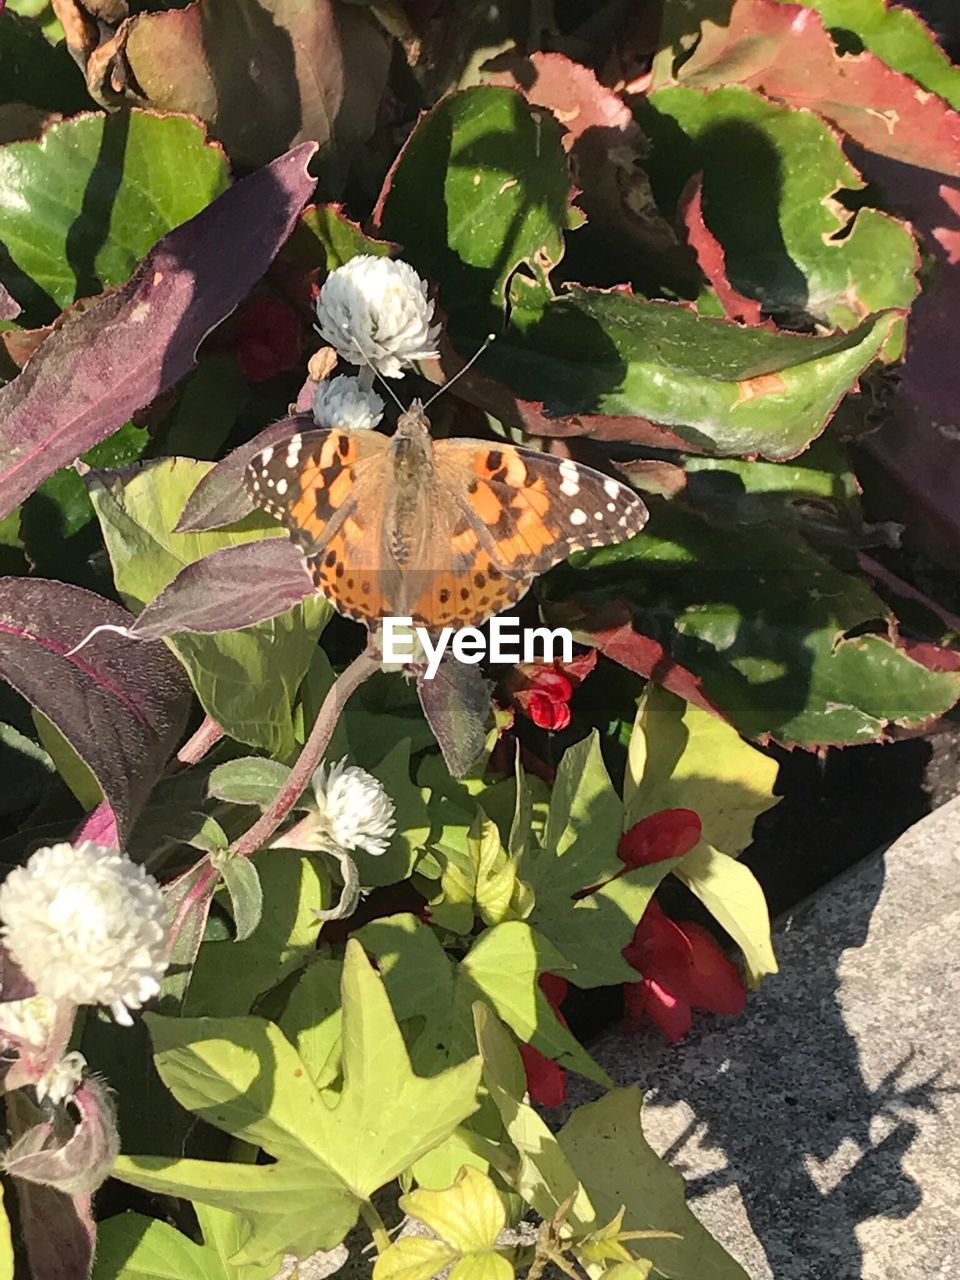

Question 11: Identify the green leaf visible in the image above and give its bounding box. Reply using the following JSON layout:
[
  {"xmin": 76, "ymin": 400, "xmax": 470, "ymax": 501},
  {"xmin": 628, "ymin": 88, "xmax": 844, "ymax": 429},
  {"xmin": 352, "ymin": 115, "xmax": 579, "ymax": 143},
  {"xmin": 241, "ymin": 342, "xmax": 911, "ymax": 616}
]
[
  {"xmin": 278, "ymin": 958, "xmax": 344, "ymax": 1091},
  {"xmin": 375, "ymin": 1167, "xmax": 514, "ymax": 1280},
  {"xmin": 675, "ymin": 841, "xmax": 777, "ymax": 985},
  {"xmin": 376, "ymin": 86, "xmax": 571, "ymax": 315},
  {"xmin": 625, "ymin": 686, "xmax": 779, "ymax": 855},
  {"xmin": 429, "ymin": 814, "xmax": 530, "ymax": 933},
  {"xmin": 559, "ymin": 1088, "xmax": 749, "ymax": 1280},
  {"xmin": 31, "ymin": 707, "xmax": 102, "ymax": 810},
  {"xmin": 482, "ymin": 285, "xmax": 901, "ymax": 460},
  {"xmin": 219, "ymin": 853, "xmax": 263, "ymax": 942},
  {"xmin": 119, "ymin": 945, "xmax": 482, "ymax": 1266},
  {"xmin": 185, "ymin": 851, "xmax": 327, "ymax": 1017},
  {"xmin": 542, "ymin": 500, "xmax": 960, "ymax": 746},
  {"xmin": 89, "ymin": 458, "xmax": 328, "ymax": 757},
  {"xmin": 643, "ymin": 85, "xmax": 917, "ymax": 333},
  {"xmin": 207, "ymin": 757, "xmax": 292, "ymax": 808},
  {"xmin": 513, "ymin": 732, "xmax": 678, "ymax": 987},
  {"xmin": 92, "ymin": 1207, "xmax": 275, "ymax": 1280},
  {"xmin": 372, "ymin": 1237, "xmax": 458, "ymax": 1280},
  {"xmin": 541, "ymin": 731, "xmax": 623, "ymax": 894},
  {"xmin": 779, "ymin": 0, "xmax": 960, "ymax": 110},
  {"xmin": 357, "ymin": 914, "xmax": 607, "ymax": 1087},
  {"xmin": 474, "ymin": 1005, "xmax": 595, "ymax": 1233},
  {"xmin": 354, "ymin": 740, "xmax": 431, "ymax": 889},
  {"xmin": 285, "ymin": 203, "xmax": 394, "ymax": 272},
  {"xmin": 0, "ymin": 111, "xmax": 229, "ymax": 325}
]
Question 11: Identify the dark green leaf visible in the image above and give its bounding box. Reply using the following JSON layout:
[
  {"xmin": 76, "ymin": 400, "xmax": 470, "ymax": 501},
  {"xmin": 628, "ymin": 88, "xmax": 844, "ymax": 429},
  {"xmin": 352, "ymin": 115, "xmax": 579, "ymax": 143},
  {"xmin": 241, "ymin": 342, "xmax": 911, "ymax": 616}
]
[
  {"xmin": 375, "ymin": 85, "xmax": 572, "ymax": 316},
  {"xmin": 0, "ymin": 110, "xmax": 229, "ymax": 325}
]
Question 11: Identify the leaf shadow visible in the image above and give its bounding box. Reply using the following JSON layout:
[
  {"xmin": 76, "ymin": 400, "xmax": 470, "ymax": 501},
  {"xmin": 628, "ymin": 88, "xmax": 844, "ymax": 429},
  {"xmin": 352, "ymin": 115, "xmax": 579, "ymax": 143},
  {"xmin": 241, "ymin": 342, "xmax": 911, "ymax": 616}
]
[{"xmin": 65, "ymin": 109, "xmax": 132, "ymax": 305}]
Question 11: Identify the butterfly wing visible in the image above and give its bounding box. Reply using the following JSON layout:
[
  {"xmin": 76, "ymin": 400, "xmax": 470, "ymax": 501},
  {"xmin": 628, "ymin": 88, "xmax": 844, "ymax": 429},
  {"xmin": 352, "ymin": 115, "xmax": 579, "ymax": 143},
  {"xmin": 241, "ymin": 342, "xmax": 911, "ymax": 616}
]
[
  {"xmin": 405, "ymin": 440, "xmax": 648, "ymax": 628},
  {"xmin": 244, "ymin": 427, "xmax": 397, "ymax": 623}
]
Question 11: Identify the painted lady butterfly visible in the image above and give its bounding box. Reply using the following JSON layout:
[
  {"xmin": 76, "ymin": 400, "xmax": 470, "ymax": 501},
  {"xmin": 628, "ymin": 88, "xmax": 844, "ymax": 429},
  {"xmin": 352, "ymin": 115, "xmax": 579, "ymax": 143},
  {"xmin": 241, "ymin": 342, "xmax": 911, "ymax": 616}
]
[{"xmin": 245, "ymin": 400, "xmax": 648, "ymax": 631}]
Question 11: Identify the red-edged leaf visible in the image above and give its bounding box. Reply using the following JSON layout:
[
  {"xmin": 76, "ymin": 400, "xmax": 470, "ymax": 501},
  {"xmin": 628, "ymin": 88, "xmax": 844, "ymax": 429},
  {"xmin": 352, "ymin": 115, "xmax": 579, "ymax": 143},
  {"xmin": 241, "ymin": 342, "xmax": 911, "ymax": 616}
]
[
  {"xmin": 129, "ymin": 540, "xmax": 313, "ymax": 641},
  {"xmin": 664, "ymin": 0, "xmax": 960, "ymax": 176},
  {"xmin": 680, "ymin": 174, "xmax": 765, "ymax": 326},
  {"xmin": 0, "ymin": 143, "xmax": 318, "ymax": 521},
  {"xmin": 0, "ymin": 579, "xmax": 192, "ymax": 840},
  {"xmin": 175, "ymin": 415, "xmax": 310, "ymax": 532}
]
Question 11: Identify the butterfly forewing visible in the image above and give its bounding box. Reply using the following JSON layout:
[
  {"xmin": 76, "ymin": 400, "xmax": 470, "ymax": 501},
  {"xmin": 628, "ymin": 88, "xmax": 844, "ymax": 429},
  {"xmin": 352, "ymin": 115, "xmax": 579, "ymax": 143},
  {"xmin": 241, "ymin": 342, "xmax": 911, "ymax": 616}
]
[{"xmin": 244, "ymin": 416, "xmax": 648, "ymax": 632}]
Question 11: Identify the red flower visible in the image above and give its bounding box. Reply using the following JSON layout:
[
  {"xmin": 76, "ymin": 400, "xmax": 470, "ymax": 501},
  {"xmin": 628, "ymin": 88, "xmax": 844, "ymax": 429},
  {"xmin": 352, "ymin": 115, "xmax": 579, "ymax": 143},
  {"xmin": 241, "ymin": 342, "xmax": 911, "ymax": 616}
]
[
  {"xmin": 234, "ymin": 297, "xmax": 302, "ymax": 382},
  {"xmin": 509, "ymin": 650, "xmax": 597, "ymax": 731},
  {"xmin": 623, "ymin": 900, "xmax": 746, "ymax": 1042},
  {"xmin": 617, "ymin": 809, "xmax": 702, "ymax": 869},
  {"xmin": 519, "ymin": 973, "xmax": 568, "ymax": 1107}
]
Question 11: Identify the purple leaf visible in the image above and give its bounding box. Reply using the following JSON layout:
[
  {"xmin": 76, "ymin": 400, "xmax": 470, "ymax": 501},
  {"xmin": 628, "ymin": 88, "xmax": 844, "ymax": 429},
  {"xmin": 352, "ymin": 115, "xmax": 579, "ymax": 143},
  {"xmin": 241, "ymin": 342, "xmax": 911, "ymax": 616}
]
[
  {"xmin": 71, "ymin": 800, "xmax": 119, "ymax": 850},
  {"xmin": 0, "ymin": 143, "xmax": 318, "ymax": 520},
  {"xmin": 129, "ymin": 540, "xmax": 314, "ymax": 640},
  {"xmin": 175, "ymin": 414, "xmax": 311, "ymax": 532},
  {"xmin": 0, "ymin": 579, "xmax": 192, "ymax": 841},
  {"xmin": 6, "ymin": 1094, "xmax": 97, "ymax": 1280},
  {"xmin": 417, "ymin": 659, "xmax": 491, "ymax": 778}
]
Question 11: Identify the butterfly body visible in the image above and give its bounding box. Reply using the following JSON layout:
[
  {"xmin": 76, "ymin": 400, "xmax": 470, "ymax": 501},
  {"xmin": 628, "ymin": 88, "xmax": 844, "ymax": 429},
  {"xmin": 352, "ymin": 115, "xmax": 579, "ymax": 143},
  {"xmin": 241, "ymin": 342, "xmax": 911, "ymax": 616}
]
[{"xmin": 245, "ymin": 401, "xmax": 648, "ymax": 632}]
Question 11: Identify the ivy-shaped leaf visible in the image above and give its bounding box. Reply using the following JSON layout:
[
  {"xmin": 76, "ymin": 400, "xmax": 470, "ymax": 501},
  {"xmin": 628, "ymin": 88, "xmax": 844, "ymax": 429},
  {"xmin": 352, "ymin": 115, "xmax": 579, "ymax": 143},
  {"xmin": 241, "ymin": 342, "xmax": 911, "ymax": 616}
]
[
  {"xmin": 374, "ymin": 1167, "xmax": 515, "ymax": 1280},
  {"xmin": 114, "ymin": 943, "xmax": 483, "ymax": 1267}
]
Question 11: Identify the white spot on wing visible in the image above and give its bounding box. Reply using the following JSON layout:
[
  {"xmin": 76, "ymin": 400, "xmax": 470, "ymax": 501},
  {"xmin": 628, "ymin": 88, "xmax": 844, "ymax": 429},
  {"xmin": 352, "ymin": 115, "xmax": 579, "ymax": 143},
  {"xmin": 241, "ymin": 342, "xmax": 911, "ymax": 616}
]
[
  {"xmin": 261, "ymin": 446, "xmax": 274, "ymax": 464},
  {"xmin": 559, "ymin": 459, "xmax": 581, "ymax": 497},
  {"xmin": 570, "ymin": 508, "xmax": 587, "ymax": 526},
  {"xmin": 603, "ymin": 477, "xmax": 620, "ymax": 498},
  {"xmin": 285, "ymin": 434, "xmax": 302, "ymax": 468},
  {"xmin": 275, "ymin": 478, "xmax": 288, "ymax": 496}
]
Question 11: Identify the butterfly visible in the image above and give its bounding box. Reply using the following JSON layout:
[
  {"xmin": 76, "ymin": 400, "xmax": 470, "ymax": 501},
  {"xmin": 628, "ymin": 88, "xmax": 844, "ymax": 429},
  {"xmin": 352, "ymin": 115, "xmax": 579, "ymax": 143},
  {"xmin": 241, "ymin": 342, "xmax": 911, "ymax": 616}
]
[{"xmin": 244, "ymin": 400, "xmax": 648, "ymax": 632}]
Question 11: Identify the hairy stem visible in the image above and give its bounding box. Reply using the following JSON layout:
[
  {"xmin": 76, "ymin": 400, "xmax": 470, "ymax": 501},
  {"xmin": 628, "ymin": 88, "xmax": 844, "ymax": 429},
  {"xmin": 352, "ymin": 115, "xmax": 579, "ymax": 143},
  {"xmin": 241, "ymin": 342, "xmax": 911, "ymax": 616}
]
[
  {"xmin": 177, "ymin": 715, "xmax": 224, "ymax": 765},
  {"xmin": 231, "ymin": 641, "xmax": 379, "ymax": 857}
]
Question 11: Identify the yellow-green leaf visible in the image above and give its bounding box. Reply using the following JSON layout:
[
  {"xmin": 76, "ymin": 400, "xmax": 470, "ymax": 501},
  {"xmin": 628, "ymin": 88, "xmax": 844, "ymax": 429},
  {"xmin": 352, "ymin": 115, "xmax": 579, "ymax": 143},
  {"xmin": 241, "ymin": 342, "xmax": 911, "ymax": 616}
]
[
  {"xmin": 625, "ymin": 686, "xmax": 778, "ymax": 855},
  {"xmin": 677, "ymin": 841, "xmax": 777, "ymax": 985}
]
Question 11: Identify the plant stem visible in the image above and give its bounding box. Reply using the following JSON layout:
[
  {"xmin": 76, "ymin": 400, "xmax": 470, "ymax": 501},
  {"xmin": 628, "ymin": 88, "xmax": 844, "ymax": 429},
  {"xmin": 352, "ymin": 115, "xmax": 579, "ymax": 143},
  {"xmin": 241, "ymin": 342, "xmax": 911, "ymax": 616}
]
[
  {"xmin": 177, "ymin": 715, "xmax": 224, "ymax": 765},
  {"xmin": 360, "ymin": 1199, "xmax": 391, "ymax": 1255},
  {"xmin": 231, "ymin": 640, "xmax": 379, "ymax": 857}
]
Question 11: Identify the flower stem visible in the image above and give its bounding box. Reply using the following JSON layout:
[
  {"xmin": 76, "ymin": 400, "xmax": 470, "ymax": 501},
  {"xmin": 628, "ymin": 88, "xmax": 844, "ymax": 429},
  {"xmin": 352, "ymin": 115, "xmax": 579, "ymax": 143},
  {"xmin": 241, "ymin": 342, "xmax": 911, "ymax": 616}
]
[
  {"xmin": 231, "ymin": 640, "xmax": 379, "ymax": 858},
  {"xmin": 360, "ymin": 1199, "xmax": 391, "ymax": 1255}
]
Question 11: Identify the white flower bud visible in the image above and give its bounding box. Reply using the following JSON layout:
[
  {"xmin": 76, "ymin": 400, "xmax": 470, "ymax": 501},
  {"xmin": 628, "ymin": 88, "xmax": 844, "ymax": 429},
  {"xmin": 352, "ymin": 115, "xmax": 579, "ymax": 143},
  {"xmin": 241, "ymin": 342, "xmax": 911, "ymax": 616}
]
[
  {"xmin": 0, "ymin": 843, "xmax": 170, "ymax": 1027},
  {"xmin": 36, "ymin": 1051, "xmax": 86, "ymax": 1106},
  {"xmin": 312, "ymin": 375, "xmax": 385, "ymax": 430},
  {"xmin": 315, "ymin": 255, "xmax": 441, "ymax": 379}
]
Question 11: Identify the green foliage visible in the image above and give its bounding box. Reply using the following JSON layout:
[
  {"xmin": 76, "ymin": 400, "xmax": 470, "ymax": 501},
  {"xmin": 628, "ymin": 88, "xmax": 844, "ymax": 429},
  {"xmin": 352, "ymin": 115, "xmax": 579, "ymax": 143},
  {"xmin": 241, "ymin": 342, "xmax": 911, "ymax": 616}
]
[
  {"xmin": 89, "ymin": 458, "xmax": 329, "ymax": 757},
  {"xmin": 4, "ymin": 4, "xmax": 960, "ymax": 1277},
  {"xmin": 0, "ymin": 111, "xmax": 229, "ymax": 324}
]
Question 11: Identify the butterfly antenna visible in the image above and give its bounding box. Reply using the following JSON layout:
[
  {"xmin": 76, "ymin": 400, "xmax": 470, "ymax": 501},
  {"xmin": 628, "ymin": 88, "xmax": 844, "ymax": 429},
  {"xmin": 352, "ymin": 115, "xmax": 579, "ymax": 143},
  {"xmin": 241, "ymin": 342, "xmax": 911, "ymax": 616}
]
[
  {"xmin": 423, "ymin": 334, "xmax": 496, "ymax": 411},
  {"xmin": 314, "ymin": 316, "xmax": 406, "ymax": 412}
]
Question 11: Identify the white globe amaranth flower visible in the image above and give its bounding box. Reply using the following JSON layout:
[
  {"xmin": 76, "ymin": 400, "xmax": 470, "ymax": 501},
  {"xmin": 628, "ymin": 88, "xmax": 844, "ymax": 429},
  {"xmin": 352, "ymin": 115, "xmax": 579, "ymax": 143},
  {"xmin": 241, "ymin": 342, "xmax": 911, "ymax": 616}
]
[
  {"xmin": 315, "ymin": 255, "xmax": 441, "ymax": 378},
  {"xmin": 309, "ymin": 759, "xmax": 396, "ymax": 857},
  {"xmin": 312, "ymin": 374, "xmax": 385, "ymax": 430},
  {"xmin": 0, "ymin": 842, "xmax": 170, "ymax": 1027}
]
